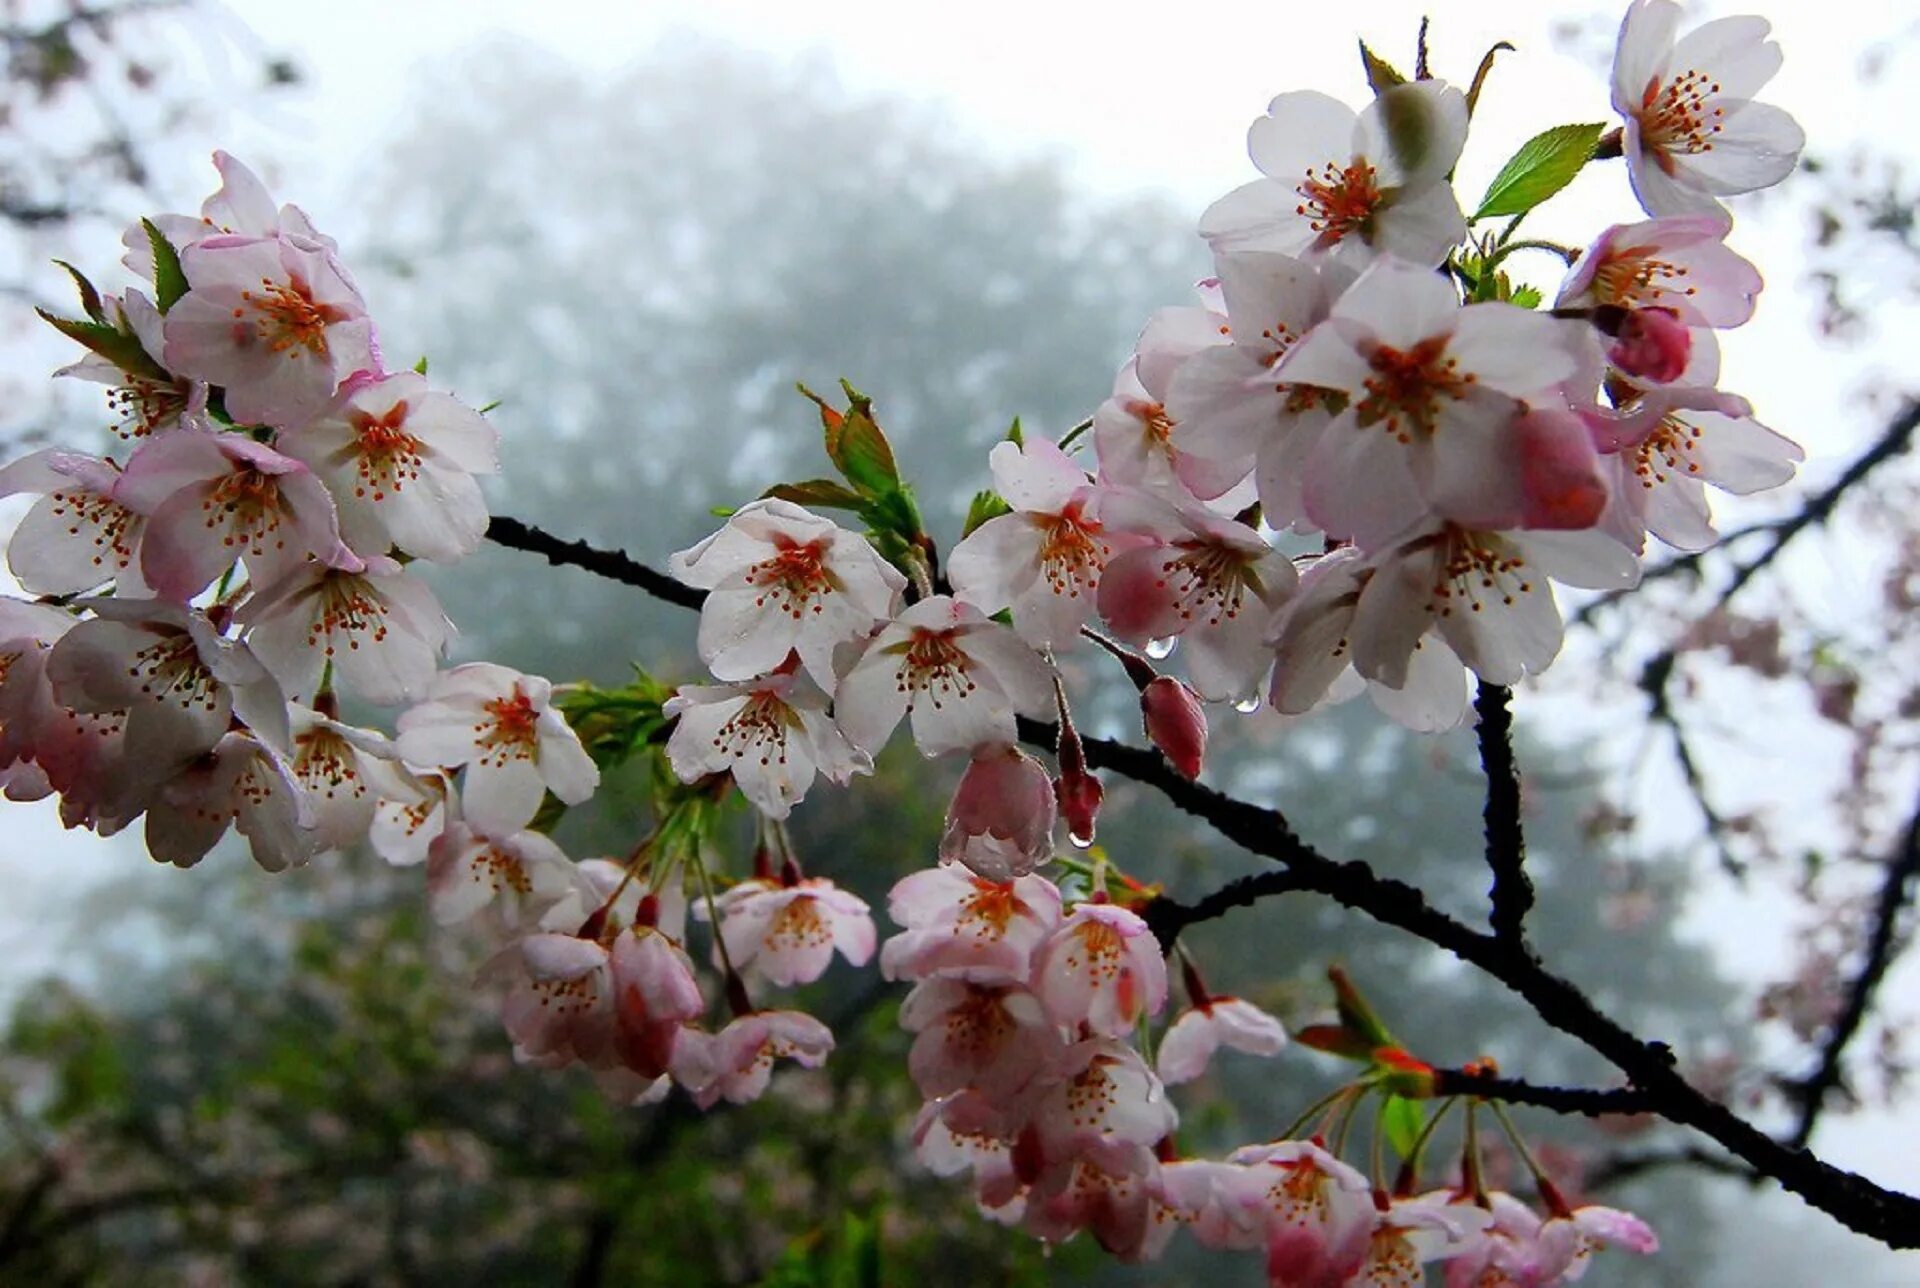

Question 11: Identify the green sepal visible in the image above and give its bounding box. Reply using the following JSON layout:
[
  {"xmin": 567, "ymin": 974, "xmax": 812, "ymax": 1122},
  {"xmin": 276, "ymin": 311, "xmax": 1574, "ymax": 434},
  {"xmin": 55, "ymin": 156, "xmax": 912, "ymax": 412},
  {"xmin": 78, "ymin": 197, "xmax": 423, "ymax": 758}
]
[
  {"xmin": 1474, "ymin": 123, "xmax": 1606, "ymax": 220},
  {"xmin": 1329, "ymin": 965, "xmax": 1397, "ymax": 1048},
  {"xmin": 1295, "ymin": 1023, "xmax": 1377, "ymax": 1061},
  {"xmin": 35, "ymin": 309, "xmax": 171, "ymax": 384},
  {"xmin": 962, "ymin": 489, "xmax": 1012, "ymax": 538},
  {"xmin": 1509, "ymin": 285, "xmax": 1543, "ymax": 310},
  {"xmin": 802, "ymin": 379, "xmax": 902, "ymax": 501},
  {"xmin": 555, "ymin": 669, "xmax": 677, "ymax": 775},
  {"xmin": 1382, "ymin": 1093, "xmax": 1426, "ymax": 1160},
  {"xmin": 1465, "ymin": 41, "xmax": 1516, "ymax": 117},
  {"xmin": 412, "ymin": 355, "xmax": 429, "ymax": 375},
  {"xmin": 1003, "ymin": 415, "xmax": 1025, "ymax": 447},
  {"xmin": 52, "ymin": 260, "xmax": 105, "ymax": 322},
  {"xmin": 1359, "ymin": 39, "xmax": 1407, "ymax": 94},
  {"xmin": 142, "ymin": 218, "xmax": 190, "ymax": 313}
]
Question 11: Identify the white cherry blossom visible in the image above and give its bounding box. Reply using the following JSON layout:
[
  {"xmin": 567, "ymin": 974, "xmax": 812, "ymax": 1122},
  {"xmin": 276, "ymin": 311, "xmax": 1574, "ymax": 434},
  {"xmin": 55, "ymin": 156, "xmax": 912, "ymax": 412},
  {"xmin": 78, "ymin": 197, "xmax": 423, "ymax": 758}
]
[{"xmin": 663, "ymin": 667, "xmax": 868, "ymax": 819}]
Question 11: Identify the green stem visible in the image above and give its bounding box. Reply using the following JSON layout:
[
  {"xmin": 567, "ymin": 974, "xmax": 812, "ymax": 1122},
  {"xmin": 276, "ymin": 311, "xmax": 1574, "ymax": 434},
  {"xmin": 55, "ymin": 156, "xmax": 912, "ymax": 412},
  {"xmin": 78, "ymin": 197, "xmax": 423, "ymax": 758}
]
[{"xmin": 1280, "ymin": 1082, "xmax": 1361, "ymax": 1143}]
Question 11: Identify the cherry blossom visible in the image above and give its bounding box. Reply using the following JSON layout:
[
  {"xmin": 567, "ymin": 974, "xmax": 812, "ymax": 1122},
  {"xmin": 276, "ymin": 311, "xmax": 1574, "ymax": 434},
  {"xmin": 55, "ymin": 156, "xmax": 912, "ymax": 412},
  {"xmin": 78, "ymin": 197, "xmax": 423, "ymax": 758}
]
[
  {"xmin": 1092, "ymin": 301, "xmax": 1240, "ymax": 499},
  {"xmin": 394, "ymin": 662, "xmax": 599, "ymax": 835},
  {"xmin": 1557, "ymin": 214, "xmax": 1762, "ymax": 330},
  {"xmin": 113, "ymin": 430, "xmax": 350, "ymax": 600},
  {"xmin": 499, "ymin": 933, "xmax": 618, "ymax": 1068},
  {"xmin": 1140, "ymin": 676, "xmax": 1208, "ymax": 780},
  {"xmin": 143, "ymin": 730, "xmax": 314, "ymax": 872},
  {"xmin": 948, "ymin": 436, "xmax": 1134, "ymax": 649},
  {"xmin": 881, "ymin": 865, "xmax": 1063, "ymax": 985},
  {"xmin": 278, "ymin": 370, "xmax": 499, "ymax": 563},
  {"xmin": 900, "ymin": 977, "xmax": 1061, "ymax": 1103},
  {"xmin": 669, "ymin": 498, "xmax": 905, "ymax": 693},
  {"xmin": 1032, "ymin": 901, "xmax": 1169, "ymax": 1038},
  {"xmin": 1611, "ymin": 1, "xmax": 1804, "ymax": 218},
  {"xmin": 163, "ymin": 234, "xmax": 376, "ymax": 428},
  {"xmin": 286, "ymin": 704, "xmax": 417, "ymax": 853},
  {"xmin": 426, "ymin": 820, "xmax": 578, "ymax": 926},
  {"xmin": 1156, "ymin": 996, "xmax": 1288, "ymax": 1085},
  {"xmin": 833, "ymin": 595, "xmax": 1055, "ymax": 758},
  {"xmin": 1231, "ymin": 1140, "xmax": 1377, "ymax": 1287},
  {"xmin": 54, "ymin": 290, "xmax": 201, "ymax": 442},
  {"xmin": 1200, "ymin": 82, "xmax": 1468, "ymax": 270},
  {"xmin": 608, "ymin": 925, "xmax": 706, "ymax": 1080},
  {"xmin": 673, "ymin": 1009, "xmax": 834, "ymax": 1109},
  {"xmin": 663, "ymin": 667, "xmax": 868, "ymax": 820},
  {"xmin": 0, "ymin": 450, "xmax": 147, "ymax": 596},
  {"xmin": 706, "ymin": 874, "xmax": 877, "ymax": 987},
  {"xmin": 238, "ymin": 555, "xmax": 452, "ymax": 706},
  {"xmin": 939, "ymin": 742, "xmax": 1057, "ymax": 882},
  {"xmin": 130, "ymin": 150, "xmax": 338, "ymax": 274}
]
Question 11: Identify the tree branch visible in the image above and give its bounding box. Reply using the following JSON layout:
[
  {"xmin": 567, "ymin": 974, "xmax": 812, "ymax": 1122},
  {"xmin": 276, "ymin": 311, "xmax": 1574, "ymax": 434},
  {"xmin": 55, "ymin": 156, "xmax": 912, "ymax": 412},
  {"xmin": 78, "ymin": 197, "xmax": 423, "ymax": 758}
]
[
  {"xmin": 1475, "ymin": 682, "xmax": 1532, "ymax": 942},
  {"xmin": 1431, "ymin": 1069, "xmax": 1654, "ymax": 1117},
  {"xmin": 487, "ymin": 513, "xmax": 1920, "ymax": 1249},
  {"xmin": 1785, "ymin": 782, "xmax": 1920, "ymax": 1151}
]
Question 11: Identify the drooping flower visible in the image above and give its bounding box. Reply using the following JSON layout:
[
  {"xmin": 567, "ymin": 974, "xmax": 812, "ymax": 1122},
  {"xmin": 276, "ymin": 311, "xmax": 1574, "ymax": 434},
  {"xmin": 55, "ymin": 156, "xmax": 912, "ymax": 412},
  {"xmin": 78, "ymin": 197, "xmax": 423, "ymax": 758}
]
[
  {"xmin": 899, "ymin": 977, "xmax": 1062, "ymax": 1103},
  {"xmin": 672, "ymin": 1009, "xmax": 835, "ymax": 1109},
  {"xmin": 1032, "ymin": 901, "xmax": 1169, "ymax": 1038},
  {"xmin": 608, "ymin": 924, "xmax": 707, "ymax": 1080},
  {"xmin": 939, "ymin": 742, "xmax": 1057, "ymax": 882},
  {"xmin": 1200, "ymin": 82, "xmax": 1468, "ymax": 270},
  {"xmin": 705, "ymin": 874, "xmax": 877, "ymax": 987},
  {"xmin": 668, "ymin": 498, "xmax": 905, "ymax": 693},
  {"xmin": 1156, "ymin": 996, "xmax": 1288, "ymax": 1084},
  {"xmin": 833, "ymin": 595, "xmax": 1055, "ymax": 758},
  {"xmin": 1611, "ymin": 1, "xmax": 1804, "ymax": 218},
  {"xmin": 663, "ymin": 667, "xmax": 869, "ymax": 820},
  {"xmin": 426, "ymin": 819, "xmax": 579, "ymax": 926},
  {"xmin": 394, "ymin": 663, "xmax": 598, "ymax": 834},
  {"xmin": 143, "ymin": 730, "xmax": 315, "ymax": 872},
  {"xmin": 881, "ymin": 865, "xmax": 1064, "ymax": 985}
]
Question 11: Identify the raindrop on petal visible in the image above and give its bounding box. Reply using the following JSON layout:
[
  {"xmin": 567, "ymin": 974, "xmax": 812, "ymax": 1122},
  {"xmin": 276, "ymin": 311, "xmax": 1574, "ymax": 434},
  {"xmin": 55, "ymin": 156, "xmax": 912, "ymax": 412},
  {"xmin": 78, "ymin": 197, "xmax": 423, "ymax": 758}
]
[
  {"xmin": 1068, "ymin": 830, "xmax": 1094, "ymax": 849},
  {"xmin": 1233, "ymin": 694, "xmax": 1262, "ymax": 714},
  {"xmin": 1144, "ymin": 636, "xmax": 1178, "ymax": 661}
]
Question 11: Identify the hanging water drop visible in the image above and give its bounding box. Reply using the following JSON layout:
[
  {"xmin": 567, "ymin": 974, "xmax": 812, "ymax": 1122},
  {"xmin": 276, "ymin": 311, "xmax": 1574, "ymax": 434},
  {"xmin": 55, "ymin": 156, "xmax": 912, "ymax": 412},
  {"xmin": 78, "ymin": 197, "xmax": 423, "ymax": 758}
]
[
  {"xmin": 1069, "ymin": 829, "xmax": 1094, "ymax": 849},
  {"xmin": 1144, "ymin": 636, "xmax": 1178, "ymax": 661},
  {"xmin": 1233, "ymin": 694, "xmax": 1262, "ymax": 714}
]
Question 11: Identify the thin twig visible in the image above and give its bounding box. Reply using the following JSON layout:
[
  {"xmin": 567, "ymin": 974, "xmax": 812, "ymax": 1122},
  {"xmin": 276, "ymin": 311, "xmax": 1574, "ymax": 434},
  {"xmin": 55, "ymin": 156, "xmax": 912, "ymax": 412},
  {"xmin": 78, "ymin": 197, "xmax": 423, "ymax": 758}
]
[
  {"xmin": 1433, "ymin": 1068, "xmax": 1652, "ymax": 1117},
  {"xmin": 1476, "ymin": 682, "xmax": 1533, "ymax": 941}
]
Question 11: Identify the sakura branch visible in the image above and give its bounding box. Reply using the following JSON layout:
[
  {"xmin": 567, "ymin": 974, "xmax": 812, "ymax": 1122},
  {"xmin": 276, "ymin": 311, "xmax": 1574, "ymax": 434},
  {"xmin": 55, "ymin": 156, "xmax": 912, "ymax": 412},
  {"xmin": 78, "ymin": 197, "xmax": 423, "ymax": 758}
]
[{"xmin": 8, "ymin": 2, "xmax": 1906, "ymax": 1283}]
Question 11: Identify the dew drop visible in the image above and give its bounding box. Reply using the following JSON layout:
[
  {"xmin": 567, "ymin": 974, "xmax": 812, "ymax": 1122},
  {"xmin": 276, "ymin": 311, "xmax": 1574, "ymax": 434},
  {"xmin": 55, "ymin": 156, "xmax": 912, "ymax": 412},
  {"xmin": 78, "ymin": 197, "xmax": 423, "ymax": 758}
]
[
  {"xmin": 1068, "ymin": 830, "xmax": 1094, "ymax": 849},
  {"xmin": 1233, "ymin": 694, "xmax": 1262, "ymax": 714},
  {"xmin": 1144, "ymin": 636, "xmax": 1178, "ymax": 661}
]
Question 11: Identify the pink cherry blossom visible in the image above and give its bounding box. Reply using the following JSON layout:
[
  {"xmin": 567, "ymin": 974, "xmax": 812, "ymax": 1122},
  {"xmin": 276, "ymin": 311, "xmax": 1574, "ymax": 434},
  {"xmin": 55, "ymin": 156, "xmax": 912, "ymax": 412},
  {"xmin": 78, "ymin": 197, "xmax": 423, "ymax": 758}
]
[
  {"xmin": 1098, "ymin": 492, "xmax": 1297, "ymax": 703},
  {"xmin": 144, "ymin": 730, "xmax": 314, "ymax": 871},
  {"xmin": 881, "ymin": 865, "xmax": 1063, "ymax": 984},
  {"xmin": 1350, "ymin": 1192, "xmax": 1489, "ymax": 1288},
  {"xmin": 663, "ymin": 668, "xmax": 868, "ymax": 820},
  {"xmin": 54, "ymin": 290, "xmax": 202, "ymax": 442},
  {"xmin": 286, "ymin": 704, "xmax": 417, "ymax": 853},
  {"xmin": 499, "ymin": 933, "xmax": 618, "ymax": 1068},
  {"xmin": 238, "ymin": 555, "xmax": 451, "ymax": 706},
  {"xmin": 426, "ymin": 819, "xmax": 578, "ymax": 926},
  {"xmin": 834, "ymin": 595, "xmax": 1055, "ymax": 758},
  {"xmin": 278, "ymin": 371, "xmax": 499, "ymax": 563},
  {"xmin": 1200, "ymin": 83, "xmax": 1468, "ymax": 270},
  {"xmin": 668, "ymin": 498, "xmax": 905, "ymax": 693},
  {"xmin": 1156, "ymin": 996, "xmax": 1288, "ymax": 1084},
  {"xmin": 0, "ymin": 450, "xmax": 147, "ymax": 596},
  {"xmin": 900, "ymin": 977, "xmax": 1062, "ymax": 1103},
  {"xmin": 707, "ymin": 875, "xmax": 876, "ymax": 987},
  {"xmin": 948, "ymin": 436, "xmax": 1136, "ymax": 650},
  {"xmin": 1022, "ymin": 1151, "xmax": 1167, "ymax": 1263},
  {"xmin": 939, "ymin": 742, "xmax": 1057, "ymax": 882},
  {"xmin": 129, "ymin": 151, "xmax": 338, "ymax": 274},
  {"xmin": 1230, "ymin": 1140, "xmax": 1377, "ymax": 1287},
  {"xmin": 673, "ymin": 1009, "xmax": 834, "ymax": 1109},
  {"xmin": 113, "ymin": 430, "xmax": 350, "ymax": 600},
  {"xmin": 1157, "ymin": 1158, "xmax": 1272, "ymax": 1251},
  {"xmin": 1092, "ymin": 301, "xmax": 1241, "ymax": 498},
  {"xmin": 1033, "ymin": 901, "xmax": 1169, "ymax": 1038},
  {"xmin": 163, "ymin": 234, "xmax": 376, "ymax": 428},
  {"xmin": 395, "ymin": 662, "xmax": 599, "ymax": 835},
  {"xmin": 367, "ymin": 766, "xmax": 451, "ymax": 867},
  {"xmin": 609, "ymin": 925, "xmax": 706, "ymax": 1080},
  {"xmin": 1557, "ymin": 214, "xmax": 1762, "ymax": 330},
  {"xmin": 1279, "ymin": 257, "xmax": 1588, "ymax": 550},
  {"xmin": 1611, "ymin": 2, "xmax": 1804, "ymax": 218},
  {"xmin": 1030, "ymin": 1040, "xmax": 1178, "ymax": 1164}
]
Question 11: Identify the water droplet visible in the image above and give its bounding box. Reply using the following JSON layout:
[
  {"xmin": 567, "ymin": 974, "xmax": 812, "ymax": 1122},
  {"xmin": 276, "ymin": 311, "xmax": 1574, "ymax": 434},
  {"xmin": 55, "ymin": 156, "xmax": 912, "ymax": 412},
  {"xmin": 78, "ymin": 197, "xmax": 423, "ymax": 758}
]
[
  {"xmin": 1144, "ymin": 636, "xmax": 1178, "ymax": 661},
  {"xmin": 1069, "ymin": 830, "xmax": 1094, "ymax": 849},
  {"xmin": 1233, "ymin": 694, "xmax": 1262, "ymax": 714}
]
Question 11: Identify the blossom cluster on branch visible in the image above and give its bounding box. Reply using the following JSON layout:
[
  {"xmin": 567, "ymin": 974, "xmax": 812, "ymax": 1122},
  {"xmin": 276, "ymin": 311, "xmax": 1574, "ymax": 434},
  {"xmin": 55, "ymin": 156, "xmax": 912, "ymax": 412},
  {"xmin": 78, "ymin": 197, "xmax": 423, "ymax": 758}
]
[{"xmin": 0, "ymin": 2, "xmax": 1856, "ymax": 1283}]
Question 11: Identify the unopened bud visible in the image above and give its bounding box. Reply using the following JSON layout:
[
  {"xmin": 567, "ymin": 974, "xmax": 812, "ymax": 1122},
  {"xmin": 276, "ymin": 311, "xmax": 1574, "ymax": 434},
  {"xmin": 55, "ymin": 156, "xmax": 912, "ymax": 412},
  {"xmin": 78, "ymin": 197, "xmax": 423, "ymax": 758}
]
[
  {"xmin": 940, "ymin": 742, "xmax": 1056, "ymax": 881},
  {"xmin": 1607, "ymin": 307, "xmax": 1690, "ymax": 384},
  {"xmin": 1054, "ymin": 763, "xmax": 1104, "ymax": 848},
  {"xmin": 1142, "ymin": 676, "xmax": 1208, "ymax": 779}
]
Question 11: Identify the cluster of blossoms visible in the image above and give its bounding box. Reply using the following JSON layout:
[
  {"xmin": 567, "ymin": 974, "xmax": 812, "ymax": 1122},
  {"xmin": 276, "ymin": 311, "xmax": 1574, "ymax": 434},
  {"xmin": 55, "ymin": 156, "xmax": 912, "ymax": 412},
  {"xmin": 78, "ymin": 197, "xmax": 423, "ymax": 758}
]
[{"xmin": 1, "ymin": 2, "xmax": 1809, "ymax": 1283}]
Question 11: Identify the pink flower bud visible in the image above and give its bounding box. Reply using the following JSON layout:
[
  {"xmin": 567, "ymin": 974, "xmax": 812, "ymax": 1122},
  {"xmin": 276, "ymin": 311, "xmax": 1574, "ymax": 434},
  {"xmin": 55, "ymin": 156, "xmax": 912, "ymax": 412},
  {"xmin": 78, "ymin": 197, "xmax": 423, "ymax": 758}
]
[
  {"xmin": 1518, "ymin": 409, "xmax": 1609, "ymax": 531},
  {"xmin": 1607, "ymin": 307, "xmax": 1691, "ymax": 384},
  {"xmin": 1141, "ymin": 676, "xmax": 1207, "ymax": 779},
  {"xmin": 940, "ymin": 743, "xmax": 1056, "ymax": 882},
  {"xmin": 1054, "ymin": 763, "xmax": 1104, "ymax": 848}
]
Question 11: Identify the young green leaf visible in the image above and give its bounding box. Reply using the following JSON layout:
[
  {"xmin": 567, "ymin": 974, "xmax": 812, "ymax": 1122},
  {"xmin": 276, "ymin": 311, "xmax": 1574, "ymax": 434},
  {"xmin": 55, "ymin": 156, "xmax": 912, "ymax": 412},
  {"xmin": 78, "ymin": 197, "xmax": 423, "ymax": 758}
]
[
  {"xmin": 763, "ymin": 478, "xmax": 868, "ymax": 512},
  {"xmin": 1359, "ymin": 39, "xmax": 1407, "ymax": 94},
  {"xmin": 962, "ymin": 489, "xmax": 1012, "ymax": 538},
  {"xmin": 141, "ymin": 218, "xmax": 190, "ymax": 313},
  {"xmin": 1382, "ymin": 1093, "xmax": 1426, "ymax": 1160},
  {"xmin": 35, "ymin": 309, "xmax": 171, "ymax": 384},
  {"xmin": 1474, "ymin": 123, "xmax": 1605, "ymax": 220},
  {"xmin": 52, "ymin": 260, "xmax": 104, "ymax": 323}
]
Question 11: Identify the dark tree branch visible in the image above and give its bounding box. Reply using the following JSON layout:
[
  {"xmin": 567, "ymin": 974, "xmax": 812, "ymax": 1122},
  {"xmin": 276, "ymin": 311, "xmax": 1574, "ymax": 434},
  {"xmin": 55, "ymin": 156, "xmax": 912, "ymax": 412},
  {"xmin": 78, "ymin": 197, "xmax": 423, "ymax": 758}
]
[
  {"xmin": 488, "ymin": 513, "xmax": 1920, "ymax": 1249},
  {"xmin": 486, "ymin": 515, "xmax": 707, "ymax": 611},
  {"xmin": 1639, "ymin": 648, "xmax": 1747, "ymax": 877},
  {"xmin": 1432, "ymin": 1069, "xmax": 1654, "ymax": 1117},
  {"xmin": 1140, "ymin": 867, "xmax": 1310, "ymax": 949},
  {"xmin": 1475, "ymin": 681, "xmax": 1533, "ymax": 941},
  {"xmin": 1785, "ymin": 783, "xmax": 1920, "ymax": 1151}
]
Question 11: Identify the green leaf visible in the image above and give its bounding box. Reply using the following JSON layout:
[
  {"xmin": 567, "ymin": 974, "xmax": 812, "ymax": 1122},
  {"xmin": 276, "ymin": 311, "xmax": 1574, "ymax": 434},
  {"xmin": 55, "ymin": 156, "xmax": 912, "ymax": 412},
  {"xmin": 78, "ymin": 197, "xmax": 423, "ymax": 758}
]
[
  {"xmin": 1382, "ymin": 1093, "xmax": 1426, "ymax": 1160},
  {"xmin": 52, "ymin": 259, "xmax": 104, "ymax": 322},
  {"xmin": 36, "ymin": 309, "xmax": 171, "ymax": 383},
  {"xmin": 1474, "ymin": 123, "xmax": 1605, "ymax": 220},
  {"xmin": 412, "ymin": 355, "xmax": 429, "ymax": 375},
  {"xmin": 142, "ymin": 218, "xmax": 189, "ymax": 312},
  {"xmin": 962, "ymin": 489, "xmax": 1012, "ymax": 538},
  {"xmin": 1004, "ymin": 415, "xmax": 1024, "ymax": 447},
  {"xmin": 763, "ymin": 478, "xmax": 867, "ymax": 511},
  {"xmin": 1509, "ymin": 285, "xmax": 1543, "ymax": 310},
  {"xmin": 1358, "ymin": 40, "xmax": 1406, "ymax": 94}
]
